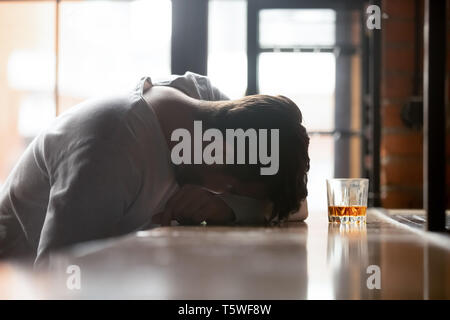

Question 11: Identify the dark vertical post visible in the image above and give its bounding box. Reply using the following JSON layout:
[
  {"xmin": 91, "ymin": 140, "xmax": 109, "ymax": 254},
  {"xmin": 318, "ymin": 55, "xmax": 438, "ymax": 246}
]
[
  {"xmin": 171, "ymin": 0, "xmax": 208, "ymax": 75},
  {"xmin": 334, "ymin": 10, "xmax": 352, "ymax": 178},
  {"xmin": 368, "ymin": 0, "xmax": 381, "ymax": 206},
  {"xmin": 423, "ymin": 0, "xmax": 446, "ymax": 231},
  {"xmin": 247, "ymin": 0, "xmax": 258, "ymax": 95},
  {"xmin": 361, "ymin": 7, "xmax": 370, "ymax": 180}
]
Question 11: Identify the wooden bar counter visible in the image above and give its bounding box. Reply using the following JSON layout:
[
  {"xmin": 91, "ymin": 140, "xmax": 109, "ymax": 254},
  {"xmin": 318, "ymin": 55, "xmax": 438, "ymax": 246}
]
[{"xmin": 0, "ymin": 209, "xmax": 449, "ymax": 299}]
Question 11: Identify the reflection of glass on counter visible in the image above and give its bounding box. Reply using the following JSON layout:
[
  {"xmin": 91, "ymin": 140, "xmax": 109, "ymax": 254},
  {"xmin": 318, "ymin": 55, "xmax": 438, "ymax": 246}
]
[
  {"xmin": 327, "ymin": 223, "xmax": 379, "ymax": 299},
  {"xmin": 335, "ymin": 222, "xmax": 367, "ymax": 237}
]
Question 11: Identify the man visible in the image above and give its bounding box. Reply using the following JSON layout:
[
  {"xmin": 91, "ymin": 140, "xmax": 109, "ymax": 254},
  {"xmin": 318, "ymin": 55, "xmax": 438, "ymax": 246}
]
[{"xmin": 0, "ymin": 72, "xmax": 309, "ymax": 266}]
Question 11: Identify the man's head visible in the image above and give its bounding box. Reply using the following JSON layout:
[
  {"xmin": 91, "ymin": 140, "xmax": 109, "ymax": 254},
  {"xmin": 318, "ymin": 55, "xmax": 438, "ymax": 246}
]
[{"xmin": 194, "ymin": 94, "xmax": 310, "ymax": 221}]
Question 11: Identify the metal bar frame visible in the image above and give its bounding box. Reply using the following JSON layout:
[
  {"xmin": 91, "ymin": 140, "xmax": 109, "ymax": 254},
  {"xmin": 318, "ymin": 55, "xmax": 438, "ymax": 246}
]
[
  {"xmin": 171, "ymin": 0, "xmax": 208, "ymax": 76},
  {"xmin": 247, "ymin": 0, "xmax": 258, "ymax": 95},
  {"xmin": 423, "ymin": 0, "xmax": 446, "ymax": 231}
]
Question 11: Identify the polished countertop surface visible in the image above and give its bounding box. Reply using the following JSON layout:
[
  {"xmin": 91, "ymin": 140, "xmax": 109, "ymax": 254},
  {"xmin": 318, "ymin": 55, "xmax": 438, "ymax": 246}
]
[{"xmin": 0, "ymin": 209, "xmax": 449, "ymax": 299}]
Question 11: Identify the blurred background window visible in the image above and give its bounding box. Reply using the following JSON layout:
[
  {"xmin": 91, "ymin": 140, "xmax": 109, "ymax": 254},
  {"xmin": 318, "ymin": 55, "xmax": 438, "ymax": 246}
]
[
  {"xmin": 259, "ymin": 9, "xmax": 335, "ymax": 47},
  {"xmin": 0, "ymin": 0, "xmax": 171, "ymax": 185},
  {"xmin": 58, "ymin": 0, "xmax": 171, "ymax": 112},
  {"xmin": 208, "ymin": 5, "xmax": 363, "ymax": 214},
  {"xmin": 207, "ymin": 0, "xmax": 247, "ymax": 99},
  {"xmin": 0, "ymin": 1, "xmax": 56, "ymax": 185}
]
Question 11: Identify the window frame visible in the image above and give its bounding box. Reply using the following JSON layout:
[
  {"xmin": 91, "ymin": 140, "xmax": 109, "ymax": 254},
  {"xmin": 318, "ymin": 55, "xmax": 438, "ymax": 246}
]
[{"xmin": 246, "ymin": 0, "xmax": 381, "ymax": 206}]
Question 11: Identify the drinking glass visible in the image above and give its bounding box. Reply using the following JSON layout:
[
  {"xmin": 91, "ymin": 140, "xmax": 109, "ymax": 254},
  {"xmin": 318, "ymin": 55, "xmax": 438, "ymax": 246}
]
[{"xmin": 326, "ymin": 179, "xmax": 369, "ymax": 223}]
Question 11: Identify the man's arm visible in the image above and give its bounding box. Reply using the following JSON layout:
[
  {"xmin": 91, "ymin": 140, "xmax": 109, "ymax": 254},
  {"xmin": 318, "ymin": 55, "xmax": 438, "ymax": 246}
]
[{"xmin": 152, "ymin": 184, "xmax": 235, "ymax": 226}]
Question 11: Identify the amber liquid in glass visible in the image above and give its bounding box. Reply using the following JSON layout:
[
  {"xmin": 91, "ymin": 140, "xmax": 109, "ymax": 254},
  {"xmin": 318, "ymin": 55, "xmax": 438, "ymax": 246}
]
[{"xmin": 328, "ymin": 206, "xmax": 367, "ymax": 223}]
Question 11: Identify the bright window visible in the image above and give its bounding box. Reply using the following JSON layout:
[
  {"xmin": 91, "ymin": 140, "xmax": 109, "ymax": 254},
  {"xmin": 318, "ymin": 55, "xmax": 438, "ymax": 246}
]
[
  {"xmin": 0, "ymin": 1, "xmax": 56, "ymax": 184},
  {"xmin": 259, "ymin": 9, "xmax": 336, "ymax": 47},
  {"xmin": 58, "ymin": 0, "xmax": 172, "ymax": 112},
  {"xmin": 207, "ymin": 0, "xmax": 247, "ymax": 99}
]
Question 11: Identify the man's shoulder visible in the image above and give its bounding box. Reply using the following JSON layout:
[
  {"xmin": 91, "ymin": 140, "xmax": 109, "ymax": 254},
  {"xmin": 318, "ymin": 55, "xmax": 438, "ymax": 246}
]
[
  {"xmin": 39, "ymin": 95, "xmax": 142, "ymax": 160},
  {"xmin": 52, "ymin": 95, "xmax": 136, "ymax": 136}
]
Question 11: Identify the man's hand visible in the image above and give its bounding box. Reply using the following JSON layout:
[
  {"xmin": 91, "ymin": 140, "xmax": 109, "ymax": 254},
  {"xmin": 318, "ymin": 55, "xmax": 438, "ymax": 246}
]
[{"xmin": 152, "ymin": 184, "xmax": 235, "ymax": 226}]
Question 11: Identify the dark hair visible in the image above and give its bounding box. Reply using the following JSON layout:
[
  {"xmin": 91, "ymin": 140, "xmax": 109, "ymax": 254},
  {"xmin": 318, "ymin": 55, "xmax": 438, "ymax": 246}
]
[{"xmin": 203, "ymin": 95, "xmax": 310, "ymax": 221}]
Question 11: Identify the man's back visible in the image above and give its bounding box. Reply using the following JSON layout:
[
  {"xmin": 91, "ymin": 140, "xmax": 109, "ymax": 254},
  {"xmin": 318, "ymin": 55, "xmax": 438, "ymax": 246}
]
[{"xmin": 0, "ymin": 82, "xmax": 178, "ymax": 265}]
